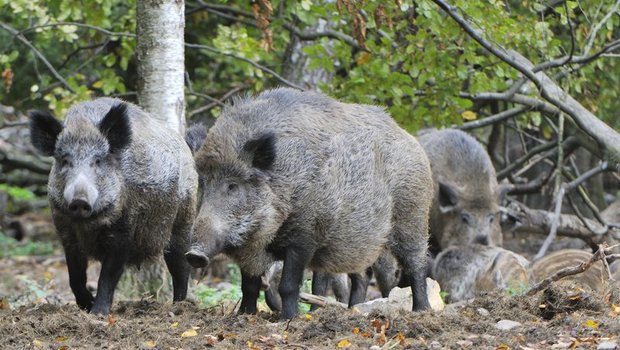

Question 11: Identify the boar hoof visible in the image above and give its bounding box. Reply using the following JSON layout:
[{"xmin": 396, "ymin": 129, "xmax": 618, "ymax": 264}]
[{"xmin": 185, "ymin": 250, "xmax": 209, "ymax": 268}]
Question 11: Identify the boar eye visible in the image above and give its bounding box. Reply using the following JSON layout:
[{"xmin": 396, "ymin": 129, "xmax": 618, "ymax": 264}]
[
  {"xmin": 487, "ymin": 214, "xmax": 495, "ymax": 224},
  {"xmin": 60, "ymin": 157, "xmax": 71, "ymax": 168},
  {"xmin": 227, "ymin": 183, "xmax": 238, "ymax": 192},
  {"xmin": 461, "ymin": 213, "xmax": 472, "ymax": 225}
]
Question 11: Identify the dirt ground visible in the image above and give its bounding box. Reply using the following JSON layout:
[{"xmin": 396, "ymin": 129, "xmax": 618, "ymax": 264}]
[{"xmin": 1, "ymin": 254, "xmax": 620, "ymax": 350}]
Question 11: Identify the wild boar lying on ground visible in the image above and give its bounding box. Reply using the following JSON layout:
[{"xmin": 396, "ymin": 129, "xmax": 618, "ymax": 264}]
[
  {"xmin": 418, "ymin": 129, "xmax": 504, "ymax": 256},
  {"xmin": 432, "ymin": 244, "xmax": 530, "ymax": 302},
  {"xmin": 29, "ymin": 98, "xmax": 197, "ymax": 315},
  {"xmin": 185, "ymin": 88, "xmax": 434, "ymax": 319}
]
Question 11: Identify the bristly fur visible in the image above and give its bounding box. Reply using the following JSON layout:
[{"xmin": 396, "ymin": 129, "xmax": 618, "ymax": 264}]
[
  {"xmin": 189, "ymin": 87, "xmax": 434, "ymax": 318},
  {"xmin": 98, "ymin": 103, "xmax": 132, "ymax": 153},
  {"xmin": 29, "ymin": 110, "xmax": 64, "ymax": 156},
  {"xmin": 418, "ymin": 129, "xmax": 503, "ymax": 255},
  {"xmin": 243, "ymin": 132, "xmax": 276, "ymax": 171},
  {"xmin": 28, "ymin": 97, "xmax": 198, "ymax": 315}
]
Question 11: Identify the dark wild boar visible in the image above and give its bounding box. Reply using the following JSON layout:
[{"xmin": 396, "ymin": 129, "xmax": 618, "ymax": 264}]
[
  {"xmin": 419, "ymin": 129, "xmax": 504, "ymax": 255},
  {"xmin": 29, "ymin": 98, "xmax": 197, "ymax": 315},
  {"xmin": 185, "ymin": 88, "xmax": 434, "ymax": 319}
]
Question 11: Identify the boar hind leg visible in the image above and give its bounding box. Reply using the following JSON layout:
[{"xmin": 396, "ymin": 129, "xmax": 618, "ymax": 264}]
[
  {"xmin": 90, "ymin": 250, "xmax": 128, "ymax": 315},
  {"xmin": 64, "ymin": 245, "xmax": 94, "ymax": 311},
  {"xmin": 348, "ymin": 268, "xmax": 372, "ymax": 307},
  {"xmin": 309, "ymin": 271, "xmax": 329, "ymax": 311},
  {"xmin": 165, "ymin": 222, "xmax": 191, "ymax": 301},
  {"xmin": 239, "ymin": 272, "xmax": 262, "ymax": 314},
  {"xmin": 390, "ymin": 226, "xmax": 430, "ymax": 312},
  {"xmin": 279, "ymin": 246, "xmax": 314, "ymax": 320}
]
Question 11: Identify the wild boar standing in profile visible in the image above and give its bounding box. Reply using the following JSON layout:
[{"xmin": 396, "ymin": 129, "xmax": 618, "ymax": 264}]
[
  {"xmin": 185, "ymin": 88, "xmax": 434, "ymax": 319},
  {"xmin": 29, "ymin": 98, "xmax": 197, "ymax": 315},
  {"xmin": 418, "ymin": 129, "xmax": 504, "ymax": 256}
]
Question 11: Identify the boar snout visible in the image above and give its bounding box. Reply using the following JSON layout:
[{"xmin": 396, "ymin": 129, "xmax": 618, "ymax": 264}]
[
  {"xmin": 68, "ymin": 199, "xmax": 93, "ymax": 218},
  {"xmin": 185, "ymin": 249, "xmax": 210, "ymax": 268},
  {"xmin": 473, "ymin": 234, "xmax": 489, "ymax": 246}
]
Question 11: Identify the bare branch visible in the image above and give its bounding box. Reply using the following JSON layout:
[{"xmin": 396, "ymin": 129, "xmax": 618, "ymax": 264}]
[
  {"xmin": 583, "ymin": 0, "xmax": 620, "ymax": 56},
  {"xmin": 432, "ymin": 0, "xmax": 620, "ymax": 167},
  {"xmin": 282, "ymin": 22, "xmax": 364, "ymax": 50},
  {"xmin": 455, "ymin": 106, "xmax": 528, "ymax": 130},
  {"xmin": 188, "ymin": 84, "xmax": 249, "ymax": 117},
  {"xmin": 0, "ymin": 21, "xmax": 75, "ymax": 93},
  {"xmin": 185, "ymin": 42, "xmax": 305, "ymax": 90},
  {"xmin": 19, "ymin": 22, "xmax": 135, "ymax": 38},
  {"xmin": 526, "ymin": 244, "xmax": 610, "ymax": 296}
]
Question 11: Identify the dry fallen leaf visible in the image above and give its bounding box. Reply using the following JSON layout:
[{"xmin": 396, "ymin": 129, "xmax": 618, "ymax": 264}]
[
  {"xmin": 496, "ymin": 344, "xmax": 510, "ymax": 350},
  {"xmin": 303, "ymin": 313, "xmax": 313, "ymax": 321},
  {"xmin": 181, "ymin": 329, "xmax": 198, "ymax": 338},
  {"xmin": 610, "ymin": 304, "xmax": 620, "ymax": 316},
  {"xmin": 170, "ymin": 321, "xmax": 179, "ymax": 328},
  {"xmin": 107, "ymin": 315, "xmax": 117, "ymax": 326},
  {"xmin": 33, "ymin": 339, "xmax": 45, "ymax": 348},
  {"xmin": 143, "ymin": 340, "xmax": 157, "ymax": 348},
  {"xmin": 583, "ymin": 319, "xmax": 599, "ymax": 330},
  {"xmin": 55, "ymin": 336, "xmax": 69, "ymax": 342},
  {"xmin": 352, "ymin": 327, "xmax": 360, "ymax": 334},
  {"xmin": 337, "ymin": 339, "xmax": 352, "ymax": 348}
]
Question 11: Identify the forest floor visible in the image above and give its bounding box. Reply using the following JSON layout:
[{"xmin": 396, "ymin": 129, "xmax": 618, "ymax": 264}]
[{"xmin": 1, "ymin": 252, "xmax": 620, "ymax": 350}]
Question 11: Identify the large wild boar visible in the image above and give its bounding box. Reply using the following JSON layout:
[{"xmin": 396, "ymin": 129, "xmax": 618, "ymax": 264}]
[
  {"xmin": 418, "ymin": 129, "xmax": 504, "ymax": 255},
  {"xmin": 29, "ymin": 98, "xmax": 197, "ymax": 315},
  {"xmin": 185, "ymin": 88, "xmax": 434, "ymax": 319},
  {"xmin": 432, "ymin": 244, "xmax": 530, "ymax": 302}
]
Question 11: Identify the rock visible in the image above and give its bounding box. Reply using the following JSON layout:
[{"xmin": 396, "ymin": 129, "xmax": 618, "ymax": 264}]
[
  {"xmin": 429, "ymin": 341, "xmax": 442, "ymax": 349},
  {"xmin": 477, "ymin": 307, "xmax": 490, "ymax": 317},
  {"xmin": 495, "ymin": 319, "xmax": 522, "ymax": 331},
  {"xmin": 354, "ymin": 278, "xmax": 444, "ymax": 315},
  {"xmin": 598, "ymin": 341, "xmax": 618, "ymax": 350}
]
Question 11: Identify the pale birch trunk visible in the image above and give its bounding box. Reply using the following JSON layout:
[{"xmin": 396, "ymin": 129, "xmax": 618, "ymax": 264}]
[
  {"xmin": 136, "ymin": 0, "xmax": 186, "ymax": 132},
  {"xmin": 117, "ymin": 0, "xmax": 186, "ymax": 302}
]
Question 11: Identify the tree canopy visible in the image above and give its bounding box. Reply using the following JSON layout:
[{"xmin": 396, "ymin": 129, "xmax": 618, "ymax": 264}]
[{"xmin": 1, "ymin": 0, "xmax": 618, "ymax": 131}]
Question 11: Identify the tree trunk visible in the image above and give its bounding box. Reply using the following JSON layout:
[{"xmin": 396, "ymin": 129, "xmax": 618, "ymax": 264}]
[
  {"xmin": 136, "ymin": 0, "xmax": 186, "ymax": 132},
  {"xmin": 127, "ymin": 0, "xmax": 186, "ymax": 301}
]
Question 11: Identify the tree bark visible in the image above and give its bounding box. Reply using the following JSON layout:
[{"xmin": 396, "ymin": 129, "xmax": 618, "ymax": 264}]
[
  {"xmin": 132, "ymin": 0, "xmax": 186, "ymax": 301},
  {"xmin": 136, "ymin": 0, "xmax": 186, "ymax": 132}
]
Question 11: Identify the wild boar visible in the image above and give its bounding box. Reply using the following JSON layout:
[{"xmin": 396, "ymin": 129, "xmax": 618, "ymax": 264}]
[
  {"xmin": 185, "ymin": 88, "xmax": 434, "ymax": 319},
  {"xmin": 418, "ymin": 129, "xmax": 504, "ymax": 255},
  {"xmin": 432, "ymin": 244, "xmax": 530, "ymax": 302},
  {"xmin": 29, "ymin": 98, "xmax": 197, "ymax": 315}
]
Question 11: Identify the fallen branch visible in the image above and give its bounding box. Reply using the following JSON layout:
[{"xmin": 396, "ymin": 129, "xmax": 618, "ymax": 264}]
[
  {"xmin": 299, "ymin": 292, "xmax": 348, "ymax": 309},
  {"xmin": 526, "ymin": 244, "xmax": 616, "ymax": 296},
  {"xmin": 502, "ymin": 200, "xmax": 618, "ymax": 251}
]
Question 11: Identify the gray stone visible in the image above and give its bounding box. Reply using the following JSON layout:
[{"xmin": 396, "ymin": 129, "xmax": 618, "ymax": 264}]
[
  {"xmin": 476, "ymin": 307, "xmax": 490, "ymax": 317},
  {"xmin": 495, "ymin": 319, "xmax": 522, "ymax": 331},
  {"xmin": 598, "ymin": 341, "xmax": 618, "ymax": 350}
]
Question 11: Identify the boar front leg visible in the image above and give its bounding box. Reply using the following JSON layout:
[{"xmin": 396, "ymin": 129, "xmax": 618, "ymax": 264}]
[
  {"xmin": 279, "ymin": 245, "xmax": 314, "ymax": 320},
  {"xmin": 239, "ymin": 272, "xmax": 262, "ymax": 314},
  {"xmin": 90, "ymin": 250, "xmax": 128, "ymax": 315},
  {"xmin": 164, "ymin": 234, "xmax": 191, "ymax": 302},
  {"xmin": 64, "ymin": 244, "xmax": 94, "ymax": 311}
]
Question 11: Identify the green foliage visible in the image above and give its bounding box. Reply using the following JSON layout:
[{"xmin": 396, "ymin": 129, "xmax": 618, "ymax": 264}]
[
  {"xmin": 0, "ymin": 184, "xmax": 35, "ymax": 201},
  {"xmin": 0, "ymin": 231, "xmax": 54, "ymax": 258},
  {"xmin": 1, "ymin": 0, "xmax": 618, "ymax": 131}
]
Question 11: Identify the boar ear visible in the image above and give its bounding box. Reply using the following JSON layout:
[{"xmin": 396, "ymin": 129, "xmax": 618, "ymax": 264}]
[
  {"xmin": 438, "ymin": 179, "xmax": 458, "ymax": 213},
  {"xmin": 29, "ymin": 110, "xmax": 63, "ymax": 156},
  {"xmin": 99, "ymin": 103, "xmax": 132, "ymax": 153},
  {"xmin": 243, "ymin": 132, "xmax": 276, "ymax": 171},
  {"xmin": 185, "ymin": 123, "xmax": 207, "ymax": 154}
]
